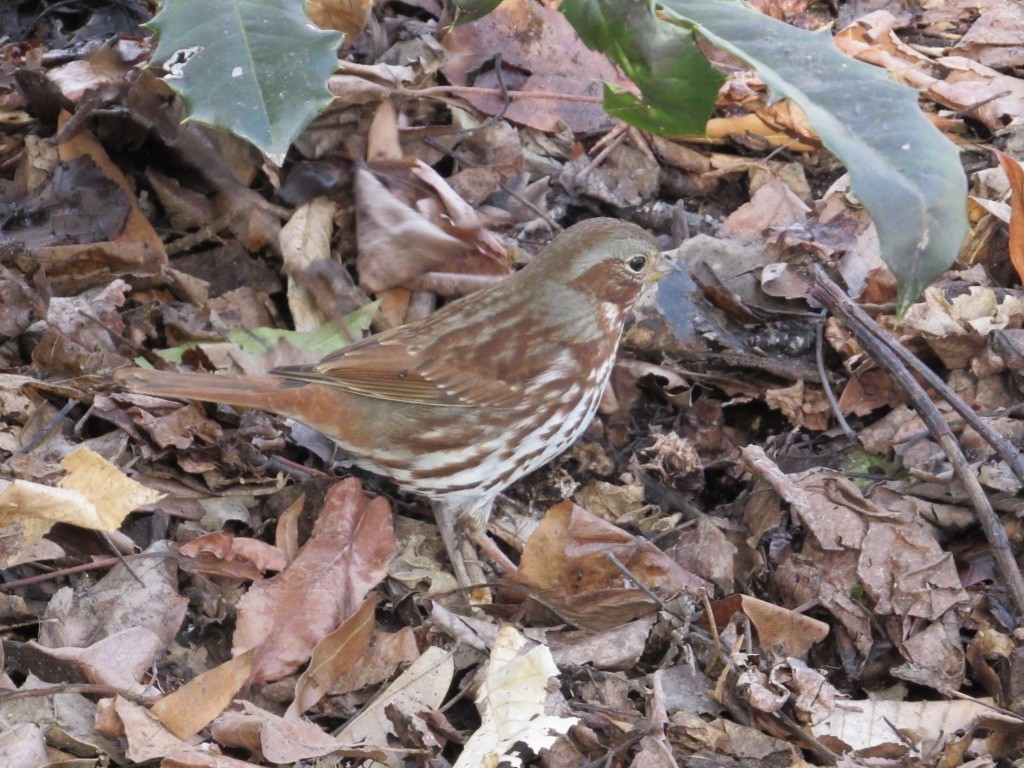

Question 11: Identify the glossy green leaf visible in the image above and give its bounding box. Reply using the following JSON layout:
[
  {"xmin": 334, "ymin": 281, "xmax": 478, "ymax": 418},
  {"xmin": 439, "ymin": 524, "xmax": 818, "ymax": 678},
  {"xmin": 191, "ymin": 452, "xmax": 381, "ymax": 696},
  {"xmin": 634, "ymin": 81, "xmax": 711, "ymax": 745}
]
[
  {"xmin": 659, "ymin": 0, "xmax": 967, "ymax": 311},
  {"xmin": 451, "ymin": 0, "xmax": 506, "ymax": 27},
  {"xmin": 147, "ymin": 0, "xmax": 343, "ymax": 164},
  {"xmin": 562, "ymin": 0, "xmax": 723, "ymax": 134}
]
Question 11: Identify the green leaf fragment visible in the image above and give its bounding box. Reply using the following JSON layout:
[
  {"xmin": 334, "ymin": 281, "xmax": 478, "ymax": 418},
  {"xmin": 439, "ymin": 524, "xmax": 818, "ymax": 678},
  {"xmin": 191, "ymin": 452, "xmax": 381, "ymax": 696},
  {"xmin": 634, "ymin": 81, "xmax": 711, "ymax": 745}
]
[{"xmin": 156, "ymin": 303, "xmax": 378, "ymax": 364}]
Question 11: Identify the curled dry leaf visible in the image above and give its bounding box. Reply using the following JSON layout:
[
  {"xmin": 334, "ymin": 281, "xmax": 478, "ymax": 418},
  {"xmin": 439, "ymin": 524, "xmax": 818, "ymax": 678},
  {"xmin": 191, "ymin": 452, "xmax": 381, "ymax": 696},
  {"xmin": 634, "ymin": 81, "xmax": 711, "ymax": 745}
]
[
  {"xmin": 709, "ymin": 594, "xmax": 829, "ymax": 659},
  {"xmin": 212, "ymin": 701, "xmax": 385, "ymax": 763},
  {"xmin": 279, "ymin": 196, "xmax": 336, "ymax": 332},
  {"xmin": 179, "ymin": 531, "xmax": 287, "ymax": 574},
  {"xmin": 355, "ymin": 162, "xmax": 510, "ymax": 294},
  {"xmin": 7, "ymin": 627, "xmax": 164, "ymax": 696},
  {"xmin": 305, "ymin": 0, "xmax": 373, "ymax": 43}
]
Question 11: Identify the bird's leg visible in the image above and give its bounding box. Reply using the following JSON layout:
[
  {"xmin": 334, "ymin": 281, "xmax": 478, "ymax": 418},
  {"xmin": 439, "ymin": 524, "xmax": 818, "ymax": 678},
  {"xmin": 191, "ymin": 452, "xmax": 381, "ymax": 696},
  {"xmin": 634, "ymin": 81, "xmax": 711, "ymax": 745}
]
[
  {"xmin": 432, "ymin": 501, "xmax": 475, "ymax": 590},
  {"xmin": 470, "ymin": 532, "xmax": 517, "ymax": 575}
]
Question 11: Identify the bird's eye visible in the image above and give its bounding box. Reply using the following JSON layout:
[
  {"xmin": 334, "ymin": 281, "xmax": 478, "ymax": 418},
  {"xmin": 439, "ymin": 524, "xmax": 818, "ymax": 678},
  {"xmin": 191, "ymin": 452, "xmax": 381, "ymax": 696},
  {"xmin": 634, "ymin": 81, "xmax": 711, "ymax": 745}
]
[{"xmin": 627, "ymin": 255, "xmax": 647, "ymax": 273}]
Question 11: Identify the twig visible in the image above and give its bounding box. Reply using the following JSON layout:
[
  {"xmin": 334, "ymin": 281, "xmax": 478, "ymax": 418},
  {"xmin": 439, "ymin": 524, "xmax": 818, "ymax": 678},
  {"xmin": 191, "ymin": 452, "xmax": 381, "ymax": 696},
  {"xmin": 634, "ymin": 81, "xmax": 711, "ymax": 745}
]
[
  {"xmin": 15, "ymin": 399, "xmax": 78, "ymax": 455},
  {"xmin": 418, "ymin": 135, "xmax": 563, "ymax": 232},
  {"xmin": 0, "ymin": 552, "xmax": 178, "ymax": 592},
  {"xmin": 699, "ymin": 588, "xmax": 723, "ymax": 674},
  {"xmin": 576, "ymin": 124, "xmax": 628, "ymax": 184},
  {"xmin": 834, "ymin": 296, "xmax": 1024, "ymax": 484},
  {"xmin": 96, "ymin": 531, "xmax": 144, "ymax": 586},
  {"xmin": 164, "ymin": 206, "xmax": 243, "ymax": 256},
  {"xmin": 815, "ymin": 310, "xmax": 856, "ymax": 441},
  {"xmin": 0, "ymin": 683, "xmax": 155, "ymax": 706},
  {"xmin": 773, "ymin": 709, "xmax": 840, "ymax": 765},
  {"xmin": 947, "ymin": 688, "xmax": 1024, "ymax": 723},
  {"xmin": 806, "ymin": 265, "xmax": 1024, "ymax": 620},
  {"xmin": 433, "ymin": 581, "xmax": 592, "ymax": 632},
  {"xmin": 412, "ymin": 85, "xmax": 604, "ymax": 104}
]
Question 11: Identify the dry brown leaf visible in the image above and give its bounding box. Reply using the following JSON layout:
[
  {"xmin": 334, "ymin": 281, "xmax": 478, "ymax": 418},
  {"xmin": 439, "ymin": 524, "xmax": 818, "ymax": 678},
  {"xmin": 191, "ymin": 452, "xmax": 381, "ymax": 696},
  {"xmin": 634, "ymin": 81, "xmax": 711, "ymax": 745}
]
[
  {"xmin": 550, "ymin": 614, "xmax": 657, "ymax": 672},
  {"xmin": 212, "ymin": 701, "xmax": 384, "ymax": 763},
  {"xmin": 669, "ymin": 516, "xmax": 737, "ymax": 594},
  {"xmin": 7, "ymin": 627, "xmax": 163, "ymax": 695},
  {"xmin": 150, "ymin": 649, "xmax": 256, "ymax": 740},
  {"xmin": 275, "ymin": 494, "xmax": 304, "ymax": 563},
  {"xmin": 337, "ymin": 645, "xmax": 454, "ymax": 767},
  {"xmin": 743, "ymin": 446, "xmax": 972, "ymax": 687},
  {"xmin": 179, "ymin": 531, "xmax": 287, "ymax": 574},
  {"xmin": 952, "ymin": 4, "xmax": 1024, "ymax": 69},
  {"xmin": 39, "ymin": 541, "xmax": 187, "ymax": 650},
  {"xmin": 355, "ymin": 166, "xmax": 471, "ymax": 293},
  {"xmin": 993, "ymin": 149, "xmax": 1024, "ymax": 283},
  {"xmin": 329, "ymin": 626, "xmax": 419, "ymax": 695},
  {"xmin": 764, "ymin": 380, "xmax": 831, "ymax": 431},
  {"xmin": 709, "ymin": 594, "xmax": 829, "ymax": 658},
  {"xmin": 114, "ymin": 697, "xmax": 187, "ymax": 762},
  {"xmin": 440, "ymin": 0, "xmax": 627, "ymax": 133},
  {"xmin": 161, "ymin": 749, "xmax": 266, "ymax": 768},
  {"xmin": 667, "ymin": 710, "xmax": 797, "ymax": 761},
  {"xmin": 0, "ymin": 723, "xmax": 48, "ymax": 767},
  {"xmin": 811, "ymin": 696, "xmax": 1021, "ymax": 754},
  {"xmin": 289, "ymin": 594, "xmax": 377, "ymax": 717},
  {"xmin": 514, "ymin": 501, "xmax": 709, "ymax": 630},
  {"xmin": 305, "ymin": 0, "xmax": 372, "ymax": 43},
  {"xmin": 232, "ymin": 478, "xmax": 395, "ymax": 682},
  {"xmin": 719, "ymin": 179, "xmax": 810, "ymax": 241},
  {"xmin": 0, "ymin": 445, "xmax": 162, "ymax": 566},
  {"xmin": 279, "ymin": 197, "xmax": 336, "ymax": 332}
]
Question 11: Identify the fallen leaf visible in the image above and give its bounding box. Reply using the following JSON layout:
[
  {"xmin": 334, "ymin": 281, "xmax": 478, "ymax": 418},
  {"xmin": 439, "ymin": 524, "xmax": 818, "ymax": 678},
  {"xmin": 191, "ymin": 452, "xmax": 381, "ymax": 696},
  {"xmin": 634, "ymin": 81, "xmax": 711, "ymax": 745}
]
[
  {"xmin": 453, "ymin": 625, "xmax": 577, "ymax": 768},
  {"xmin": 212, "ymin": 701, "xmax": 384, "ymax": 763},
  {"xmin": 993, "ymin": 148, "xmax": 1024, "ymax": 283},
  {"xmin": 232, "ymin": 478, "xmax": 395, "ymax": 682},
  {"xmin": 289, "ymin": 594, "xmax": 378, "ymax": 717},
  {"xmin": 150, "ymin": 649, "xmax": 256, "ymax": 740},
  {"xmin": 708, "ymin": 594, "xmax": 829, "ymax": 659},
  {"xmin": 440, "ymin": 0, "xmax": 627, "ymax": 132},
  {"xmin": 337, "ymin": 645, "xmax": 454, "ymax": 767}
]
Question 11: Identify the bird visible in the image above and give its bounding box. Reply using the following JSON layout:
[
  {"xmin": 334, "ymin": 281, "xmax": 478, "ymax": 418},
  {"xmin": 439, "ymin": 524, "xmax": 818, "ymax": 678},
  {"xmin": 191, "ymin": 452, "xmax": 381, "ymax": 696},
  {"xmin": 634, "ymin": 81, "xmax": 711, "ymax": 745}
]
[{"xmin": 115, "ymin": 218, "xmax": 670, "ymax": 586}]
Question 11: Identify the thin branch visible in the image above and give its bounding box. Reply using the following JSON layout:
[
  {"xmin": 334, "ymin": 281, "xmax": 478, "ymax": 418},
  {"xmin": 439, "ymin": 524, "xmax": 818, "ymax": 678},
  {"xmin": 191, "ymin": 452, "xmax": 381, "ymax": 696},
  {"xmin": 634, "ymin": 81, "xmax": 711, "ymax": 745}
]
[
  {"xmin": 412, "ymin": 85, "xmax": 604, "ymax": 104},
  {"xmin": 805, "ymin": 265, "xmax": 1024, "ymax": 621}
]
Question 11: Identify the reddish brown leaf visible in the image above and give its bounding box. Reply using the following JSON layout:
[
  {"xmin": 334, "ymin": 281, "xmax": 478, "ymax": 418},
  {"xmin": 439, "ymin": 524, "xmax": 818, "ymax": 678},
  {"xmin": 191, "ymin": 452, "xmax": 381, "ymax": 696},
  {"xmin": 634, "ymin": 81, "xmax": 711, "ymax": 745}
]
[
  {"xmin": 289, "ymin": 594, "xmax": 377, "ymax": 716},
  {"xmin": 232, "ymin": 478, "xmax": 395, "ymax": 683}
]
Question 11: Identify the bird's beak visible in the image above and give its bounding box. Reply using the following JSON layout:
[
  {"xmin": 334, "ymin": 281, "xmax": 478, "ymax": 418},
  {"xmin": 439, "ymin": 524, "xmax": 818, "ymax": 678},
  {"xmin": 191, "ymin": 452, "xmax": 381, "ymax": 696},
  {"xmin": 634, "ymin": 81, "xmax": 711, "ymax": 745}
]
[{"xmin": 647, "ymin": 255, "xmax": 682, "ymax": 283}]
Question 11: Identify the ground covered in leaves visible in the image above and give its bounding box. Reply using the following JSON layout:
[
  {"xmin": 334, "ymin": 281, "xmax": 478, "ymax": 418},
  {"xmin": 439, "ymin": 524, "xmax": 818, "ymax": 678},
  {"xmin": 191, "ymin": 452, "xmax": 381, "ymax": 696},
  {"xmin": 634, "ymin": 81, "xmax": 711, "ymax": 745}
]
[{"xmin": 2, "ymin": 0, "xmax": 1024, "ymax": 766}]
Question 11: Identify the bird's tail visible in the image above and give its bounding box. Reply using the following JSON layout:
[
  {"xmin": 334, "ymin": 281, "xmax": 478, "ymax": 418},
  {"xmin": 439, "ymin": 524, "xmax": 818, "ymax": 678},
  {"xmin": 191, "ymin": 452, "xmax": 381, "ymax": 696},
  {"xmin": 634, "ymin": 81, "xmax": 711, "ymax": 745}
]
[{"xmin": 114, "ymin": 368, "xmax": 303, "ymax": 412}]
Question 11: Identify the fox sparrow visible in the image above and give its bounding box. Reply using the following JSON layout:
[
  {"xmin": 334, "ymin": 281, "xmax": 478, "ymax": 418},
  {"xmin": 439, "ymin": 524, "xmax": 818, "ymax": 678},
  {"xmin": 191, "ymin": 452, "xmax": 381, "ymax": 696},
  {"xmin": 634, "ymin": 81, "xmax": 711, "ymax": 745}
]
[{"xmin": 116, "ymin": 218, "xmax": 667, "ymax": 584}]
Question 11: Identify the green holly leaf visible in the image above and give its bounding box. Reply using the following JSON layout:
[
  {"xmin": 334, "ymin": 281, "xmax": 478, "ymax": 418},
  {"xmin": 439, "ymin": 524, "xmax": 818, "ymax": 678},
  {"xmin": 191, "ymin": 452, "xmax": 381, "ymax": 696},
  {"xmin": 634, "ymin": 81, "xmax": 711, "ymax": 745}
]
[{"xmin": 147, "ymin": 0, "xmax": 343, "ymax": 164}]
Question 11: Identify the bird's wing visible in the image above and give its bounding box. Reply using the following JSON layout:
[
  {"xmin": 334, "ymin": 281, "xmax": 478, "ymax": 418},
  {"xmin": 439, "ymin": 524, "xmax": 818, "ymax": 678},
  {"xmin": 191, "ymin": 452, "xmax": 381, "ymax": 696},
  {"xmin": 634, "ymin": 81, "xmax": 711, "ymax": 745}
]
[{"xmin": 272, "ymin": 331, "xmax": 523, "ymax": 408}]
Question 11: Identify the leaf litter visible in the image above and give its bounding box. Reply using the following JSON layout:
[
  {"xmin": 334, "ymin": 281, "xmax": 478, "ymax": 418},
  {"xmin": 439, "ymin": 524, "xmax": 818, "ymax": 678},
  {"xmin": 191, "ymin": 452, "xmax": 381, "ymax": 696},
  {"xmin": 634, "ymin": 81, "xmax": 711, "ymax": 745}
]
[{"xmin": 2, "ymin": 0, "xmax": 1024, "ymax": 766}]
